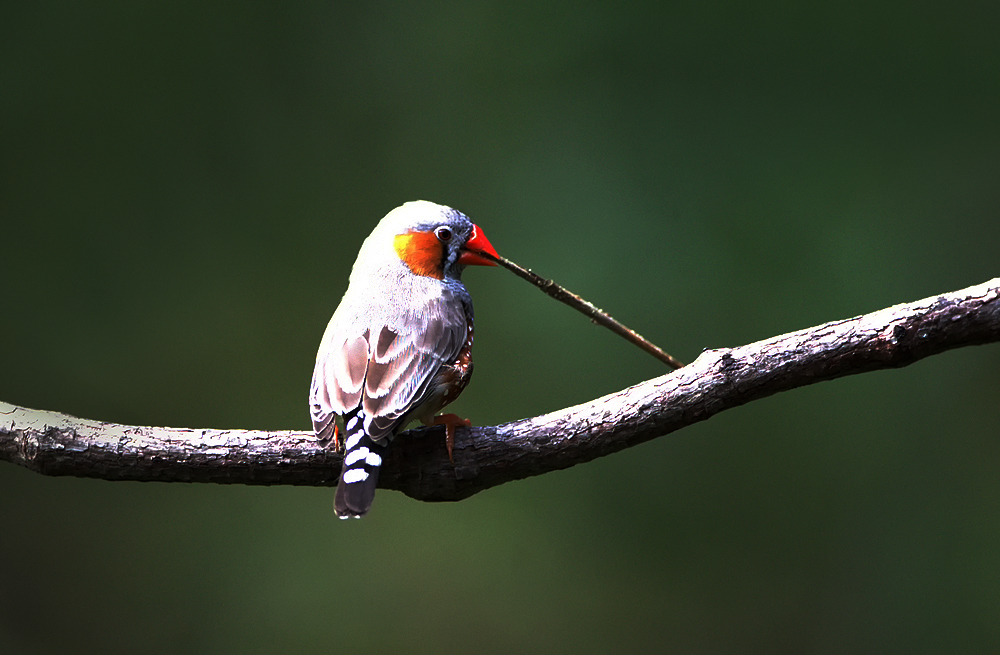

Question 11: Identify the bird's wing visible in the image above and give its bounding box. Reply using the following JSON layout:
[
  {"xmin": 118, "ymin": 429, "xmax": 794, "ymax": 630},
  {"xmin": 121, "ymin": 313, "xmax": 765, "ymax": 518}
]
[
  {"xmin": 310, "ymin": 331, "xmax": 368, "ymax": 445},
  {"xmin": 311, "ymin": 297, "xmax": 468, "ymax": 445}
]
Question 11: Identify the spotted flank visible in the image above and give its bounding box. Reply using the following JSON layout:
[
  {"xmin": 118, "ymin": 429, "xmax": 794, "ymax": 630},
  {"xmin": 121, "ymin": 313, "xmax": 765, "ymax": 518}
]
[{"xmin": 334, "ymin": 408, "xmax": 386, "ymax": 519}]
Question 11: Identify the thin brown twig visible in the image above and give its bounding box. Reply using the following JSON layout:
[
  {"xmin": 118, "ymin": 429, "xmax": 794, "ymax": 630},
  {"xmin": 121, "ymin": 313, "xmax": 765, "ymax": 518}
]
[{"xmin": 479, "ymin": 252, "xmax": 685, "ymax": 369}]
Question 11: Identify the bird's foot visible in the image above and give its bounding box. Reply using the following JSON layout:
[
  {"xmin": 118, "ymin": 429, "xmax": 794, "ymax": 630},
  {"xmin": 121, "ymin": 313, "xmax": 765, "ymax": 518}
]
[{"xmin": 432, "ymin": 414, "xmax": 471, "ymax": 463}]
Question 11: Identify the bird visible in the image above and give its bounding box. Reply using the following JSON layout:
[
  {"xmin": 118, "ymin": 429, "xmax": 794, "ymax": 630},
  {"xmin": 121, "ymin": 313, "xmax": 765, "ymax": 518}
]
[{"xmin": 309, "ymin": 200, "xmax": 499, "ymax": 519}]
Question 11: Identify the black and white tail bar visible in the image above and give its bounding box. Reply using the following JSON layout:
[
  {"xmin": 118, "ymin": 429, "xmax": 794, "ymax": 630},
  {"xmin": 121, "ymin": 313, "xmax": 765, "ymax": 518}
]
[{"xmin": 333, "ymin": 409, "xmax": 386, "ymax": 519}]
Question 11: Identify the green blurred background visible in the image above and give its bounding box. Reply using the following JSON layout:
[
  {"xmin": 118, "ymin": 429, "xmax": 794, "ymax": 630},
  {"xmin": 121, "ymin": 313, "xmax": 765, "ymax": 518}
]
[{"xmin": 3, "ymin": 2, "xmax": 998, "ymax": 653}]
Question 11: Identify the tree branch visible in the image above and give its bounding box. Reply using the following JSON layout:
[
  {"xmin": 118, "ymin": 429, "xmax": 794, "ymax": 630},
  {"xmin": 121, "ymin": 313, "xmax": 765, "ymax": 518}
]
[{"xmin": 3, "ymin": 278, "xmax": 998, "ymax": 502}]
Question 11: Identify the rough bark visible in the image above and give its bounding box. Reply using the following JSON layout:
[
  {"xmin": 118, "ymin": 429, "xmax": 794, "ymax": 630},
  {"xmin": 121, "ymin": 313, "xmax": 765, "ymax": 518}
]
[{"xmin": 2, "ymin": 278, "xmax": 998, "ymax": 502}]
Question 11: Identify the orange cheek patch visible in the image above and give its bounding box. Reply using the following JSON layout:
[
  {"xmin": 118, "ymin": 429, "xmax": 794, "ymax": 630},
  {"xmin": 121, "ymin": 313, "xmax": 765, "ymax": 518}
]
[{"xmin": 393, "ymin": 231, "xmax": 444, "ymax": 279}]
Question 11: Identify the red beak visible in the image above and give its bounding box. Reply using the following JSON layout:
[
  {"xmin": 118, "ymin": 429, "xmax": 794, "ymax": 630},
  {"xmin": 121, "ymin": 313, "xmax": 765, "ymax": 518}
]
[{"xmin": 459, "ymin": 223, "xmax": 499, "ymax": 267}]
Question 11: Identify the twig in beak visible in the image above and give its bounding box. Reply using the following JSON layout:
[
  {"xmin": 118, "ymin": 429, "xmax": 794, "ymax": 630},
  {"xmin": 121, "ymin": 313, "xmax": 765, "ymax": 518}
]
[{"xmin": 480, "ymin": 252, "xmax": 684, "ymax": 370}]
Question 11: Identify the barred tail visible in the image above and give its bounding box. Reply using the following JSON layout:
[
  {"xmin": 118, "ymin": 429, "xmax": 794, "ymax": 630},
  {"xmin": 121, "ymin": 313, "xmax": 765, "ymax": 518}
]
[{"xmin": 334, "ymin": 409, "xmax": 385, "ymax": 519}]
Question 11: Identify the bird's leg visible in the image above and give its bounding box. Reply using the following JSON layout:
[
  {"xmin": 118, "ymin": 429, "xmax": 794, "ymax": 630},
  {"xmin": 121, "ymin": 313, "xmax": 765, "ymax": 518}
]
[{"xmin": 432, "ymin": 414, "xmax": 471, "ymax": 463}]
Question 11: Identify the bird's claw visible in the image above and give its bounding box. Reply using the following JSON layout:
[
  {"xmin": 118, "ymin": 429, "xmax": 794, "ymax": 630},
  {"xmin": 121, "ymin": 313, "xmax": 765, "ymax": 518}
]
[{"xmin": 432, "ymin": 413, "xmax": 471, "ymax": 463}]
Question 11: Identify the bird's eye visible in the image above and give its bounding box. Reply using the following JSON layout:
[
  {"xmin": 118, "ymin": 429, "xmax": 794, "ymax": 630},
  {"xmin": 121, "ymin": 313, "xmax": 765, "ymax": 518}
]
[{"xmin": 435, "ymin": 226, "xmax": 453, "ymax": 242}]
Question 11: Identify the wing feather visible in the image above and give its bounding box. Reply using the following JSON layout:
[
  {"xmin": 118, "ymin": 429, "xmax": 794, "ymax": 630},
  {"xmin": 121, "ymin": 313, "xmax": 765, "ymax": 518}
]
[
  {"xmin": 363, "ymin": 305, "xmax": 466, "ymax": 441},
  {"xmin": 331, "ymin": 333, "xmax": 369, "ymax": 409},
  {"xmin": 310, "ymin": 330, "xmax": 369, "ymax": 440},
  {"xmin": 311, "ymin": 292, "xmax": 470, "ymax": 445}
]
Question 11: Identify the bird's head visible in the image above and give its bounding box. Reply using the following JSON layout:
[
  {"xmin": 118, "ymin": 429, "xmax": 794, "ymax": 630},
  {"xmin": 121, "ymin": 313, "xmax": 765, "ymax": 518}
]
[{"xmin": 380, "ymin": 200, "xmax": 499, "ymax": 281}]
